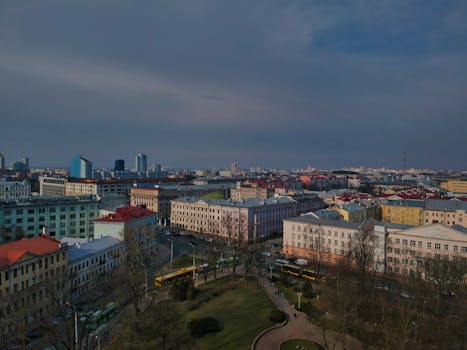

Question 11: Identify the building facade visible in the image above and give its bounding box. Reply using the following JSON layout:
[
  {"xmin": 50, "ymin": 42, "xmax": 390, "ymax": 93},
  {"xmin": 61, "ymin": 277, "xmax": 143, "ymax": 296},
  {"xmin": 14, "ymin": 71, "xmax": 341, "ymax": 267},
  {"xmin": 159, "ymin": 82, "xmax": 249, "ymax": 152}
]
[
  {"xmin": 70, "ymin": 155, "xmax": 92, "ymax": 179},
  {"xmin": 135, "ymin": 153, "xmax": 147, "ymax": 173},
  {"xmin": 0, "ymin": 196, "xmax": 99, "ymax": 243},
  {"xmin": 93, "ymin": 205, "xmax": 157, "ymax": 240},
  {"xmin": 114, "ymin": 159, "xmax": 125, "ymax": 172},
  {"xmin": 424, "ymin": 199, "xmax": 467, "ymax": 228},
  {"xmin": 283, "ymin": 216, "xmax": 361, "ymax": 265},
  {"xmin": 0, "ymin": 180, "xmax": 31, "ymax": 199},
  {"xmin": 385, "ymin": 224, "xmax": 467, "ymax": 278},
  {"xmin": 440, "ymin": 180, "xmax": 467, "ymax": 194},
  {"xmin": 65, "ymin": 179, "xmax": 133, "ymax": 196},
  {"xmin": 170, "ymin": 197, "xmax": 297, "ymax": 241},
  {"xmin": 130, "ymin": 185, "xmax": 178, "ymax": 222},
  {"xmin": 0, "ymin": 237, "xmax": 67, "ymax": 322},
  {"xmin": 230, "ymin": 181, "xmax": 274, "ymax": 201},
  {"xmin": 380, "ymin": 200, "xmax": 425, "ymax": 226},
  {"xmin": 65, "ymin": 236, "xmax": 123, "ymax": 297},
  {"xmin": 39, "ymin": 176, "xmax": 66, "ymax": 196}
]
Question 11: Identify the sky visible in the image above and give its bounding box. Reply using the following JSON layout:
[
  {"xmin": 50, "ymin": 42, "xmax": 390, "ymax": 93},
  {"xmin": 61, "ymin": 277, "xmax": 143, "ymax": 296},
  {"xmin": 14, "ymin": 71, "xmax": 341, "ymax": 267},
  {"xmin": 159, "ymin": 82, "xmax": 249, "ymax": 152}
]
[{"xmin": 1, "ymin": 1, "xmax": 466, "ymax": 170}]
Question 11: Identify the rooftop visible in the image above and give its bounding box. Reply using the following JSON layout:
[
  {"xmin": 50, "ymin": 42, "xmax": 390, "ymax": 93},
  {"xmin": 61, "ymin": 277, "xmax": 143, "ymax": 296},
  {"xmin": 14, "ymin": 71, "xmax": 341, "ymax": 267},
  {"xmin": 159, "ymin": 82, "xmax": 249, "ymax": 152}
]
[
  {"xmin": 94, "ymin": 205, "xmax": 156, "ymax": 223},
  {"xmin": 0, "ymin": 237, "xmax": 63, "ymax": 269},
  {"xmin": 173, "ymin": 196, "xmax": 296, "ymax": 208},
  {"xmin": 0, "ymin": 195, "xmax": 99, "ymax": 208},
  {"xmin": 284, "ymin": 215, "xmax": 361, "ymax": 229},
  {"xmin": 425, "ymin": 199, "xmax": 467, "ymax": 212},
  {"xmin": 66, "ymin": 236, "xmax": 122, "ymax": 262}
]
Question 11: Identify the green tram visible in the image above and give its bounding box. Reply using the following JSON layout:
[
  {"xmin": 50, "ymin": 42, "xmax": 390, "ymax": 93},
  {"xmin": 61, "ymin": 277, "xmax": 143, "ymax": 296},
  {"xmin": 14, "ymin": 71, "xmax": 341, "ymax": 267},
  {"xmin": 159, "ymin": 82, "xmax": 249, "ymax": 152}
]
[{"xmin": 86, "ymin": 302, "xmax": 117, "ymax": 330}]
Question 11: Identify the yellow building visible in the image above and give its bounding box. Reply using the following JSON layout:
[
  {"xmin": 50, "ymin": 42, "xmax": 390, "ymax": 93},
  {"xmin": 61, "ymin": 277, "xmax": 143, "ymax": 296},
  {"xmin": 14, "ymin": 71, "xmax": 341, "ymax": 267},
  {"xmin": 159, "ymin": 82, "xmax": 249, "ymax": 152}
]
[
  {"xmin": 380, "ymin": 200, "xmax": 424, "ymax": 226},
  {"xmin": 440, "ymin": 180, "xmax": 467, "ymax": 194},
  {"xmin": 0, "ymin": 237, "xmax": 67, "ymax": 322}
]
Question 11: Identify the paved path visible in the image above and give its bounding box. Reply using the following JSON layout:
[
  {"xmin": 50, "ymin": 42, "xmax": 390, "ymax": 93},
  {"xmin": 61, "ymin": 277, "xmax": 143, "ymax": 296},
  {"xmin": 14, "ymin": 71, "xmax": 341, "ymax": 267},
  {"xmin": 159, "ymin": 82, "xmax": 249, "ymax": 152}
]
[{"xmin": 253, "ymin": 277, "xmax": 363, "ymax": 350}]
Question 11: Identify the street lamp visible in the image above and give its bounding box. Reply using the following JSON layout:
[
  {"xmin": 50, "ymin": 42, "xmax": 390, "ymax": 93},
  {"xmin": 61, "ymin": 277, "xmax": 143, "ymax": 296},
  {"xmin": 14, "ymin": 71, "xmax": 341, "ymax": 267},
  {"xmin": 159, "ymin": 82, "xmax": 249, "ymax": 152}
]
[
  {"xmin": 296, "ymin": 292, "xmax": 303, "ymax": 310},
  {"xmin": 65, "ymin": 302, "xmax": 78, "ymax": 350},
  {"xmin": 95, "ymin": 335, "xmax": 101, "ymax": 350},
  {"xmin": 269, "ymin": 265, "xmax": 274, "ymax": 280},
  {"xmin": 167, "ymin": 238, "xmax": 174, "ymax": 269},
  {"xmin": 139, "ymin": 262, "xmax": 148, "ymax": 298}
]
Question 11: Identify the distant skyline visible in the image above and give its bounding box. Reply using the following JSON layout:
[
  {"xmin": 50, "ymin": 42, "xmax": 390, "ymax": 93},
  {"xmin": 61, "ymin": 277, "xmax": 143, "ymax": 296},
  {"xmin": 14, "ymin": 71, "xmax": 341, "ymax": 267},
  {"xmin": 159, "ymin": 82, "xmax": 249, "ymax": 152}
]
[{"xmin": 1, "ymin": 1, "xmax": 466, "ymax": 170}]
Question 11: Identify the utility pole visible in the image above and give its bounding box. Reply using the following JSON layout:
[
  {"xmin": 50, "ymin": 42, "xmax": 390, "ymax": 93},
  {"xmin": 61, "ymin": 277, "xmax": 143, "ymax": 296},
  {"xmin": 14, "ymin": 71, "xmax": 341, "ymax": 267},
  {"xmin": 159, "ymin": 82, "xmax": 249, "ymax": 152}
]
[{"xmin": 66, "ymin": 302, "xmax": 78, "ymax": 350}]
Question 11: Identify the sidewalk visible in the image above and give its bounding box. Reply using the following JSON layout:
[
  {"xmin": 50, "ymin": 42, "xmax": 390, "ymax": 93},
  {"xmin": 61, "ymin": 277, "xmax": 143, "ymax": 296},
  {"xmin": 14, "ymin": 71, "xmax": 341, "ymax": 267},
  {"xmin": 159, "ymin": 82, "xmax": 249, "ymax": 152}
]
[{"xmin": 253, "ymin": 277, "xmax": 363, "ymax": 350}]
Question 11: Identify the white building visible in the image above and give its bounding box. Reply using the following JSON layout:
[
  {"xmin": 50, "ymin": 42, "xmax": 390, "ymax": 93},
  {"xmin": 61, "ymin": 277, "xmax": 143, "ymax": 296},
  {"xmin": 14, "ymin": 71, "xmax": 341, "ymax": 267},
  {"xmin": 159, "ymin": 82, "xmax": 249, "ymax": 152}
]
[
  {"xmin": 93, "ymin": 205, "xmax": 157, "ymax": 240},
  {"xmin": 0, "ymin": 180, "xmax": 31, "ymax": 198},
  {"xmin": 39, "ymin": 176, "xmax": 66, "ymax": 196}
]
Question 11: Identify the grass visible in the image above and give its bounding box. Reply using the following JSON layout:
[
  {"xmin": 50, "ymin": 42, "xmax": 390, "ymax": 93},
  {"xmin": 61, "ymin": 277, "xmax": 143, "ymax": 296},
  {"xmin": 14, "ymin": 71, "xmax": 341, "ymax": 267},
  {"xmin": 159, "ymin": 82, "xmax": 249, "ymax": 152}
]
[
  {"xmin": 172, "ymin": 254, "xmax": 195, "ymax": 269},
  {"xmin": 183, "ymin": 278, "xmax": 277, "ymax": 350},
  {"xmin": 280, "ymin": 339, "xmax": 323, "ymax": 350}
]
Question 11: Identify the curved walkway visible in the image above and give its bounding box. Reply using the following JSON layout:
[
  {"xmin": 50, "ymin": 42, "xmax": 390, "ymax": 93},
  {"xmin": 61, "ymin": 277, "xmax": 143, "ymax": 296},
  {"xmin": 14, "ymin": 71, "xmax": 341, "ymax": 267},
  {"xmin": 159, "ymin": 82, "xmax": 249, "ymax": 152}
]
[{"xmin": 253, "ymin": 277, "xmax": 362, "ymax": 350}]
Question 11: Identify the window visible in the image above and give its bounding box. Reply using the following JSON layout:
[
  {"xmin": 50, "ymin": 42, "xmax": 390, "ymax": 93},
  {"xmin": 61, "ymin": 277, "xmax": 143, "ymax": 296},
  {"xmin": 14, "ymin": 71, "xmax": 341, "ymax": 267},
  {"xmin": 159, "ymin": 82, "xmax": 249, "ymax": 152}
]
[
  {"xmin": 454, "ymin": 245, "xmax": 458, "ymax": 252},
  {"xmin": 427, "ymin": 242, "xmax": 432, "ymax": 249},
  {"xmin": 402, "ymin": 239, "xmax": 408, "ymax": 246},
  {"xmin": 395, "ymin": 238, "xmax": 400, "ymax": 244},
  {"xmin": 435, "ymin": 243, "xmax": 441, "ymax": 250},
  {"xmin": 462, "ymin": 246, "xmax": 467, "ymax": 253},
  {"xmin": 444, "ymin": 244, "xmax": 449, "ymax": 251},
  {"xmin": 410, "ymin": 240, "xmax": 416, "ymax": 247},
  {"xmin": 418, "ymin": 241, "xmax": 422, "ymax": 248}
]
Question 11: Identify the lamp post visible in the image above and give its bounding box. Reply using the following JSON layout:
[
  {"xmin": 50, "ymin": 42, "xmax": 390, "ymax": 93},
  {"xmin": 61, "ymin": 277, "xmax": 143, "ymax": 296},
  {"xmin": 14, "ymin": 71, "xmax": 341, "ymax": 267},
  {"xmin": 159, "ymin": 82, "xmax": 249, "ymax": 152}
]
[
  {"xmin": 65, "ymin": 302, "xmax": 78, "ymax": 350},
  {"xmin": 297, "ymin": 292, "xmax": 303, "ymax": 310},
  {"xmin": 167, "ymin": 238, "xmax": 174, "ymax": 269},
  {"xmin": 269, "ymin": 265, "xmax": 273, "ymax": 280},
  {"xmin": 139, "ymin": 262, "xmax": 148, "ymax": 298},
  {"xmin": 95, "ymin": 335, "xmax": 101, "ymax": 350}
]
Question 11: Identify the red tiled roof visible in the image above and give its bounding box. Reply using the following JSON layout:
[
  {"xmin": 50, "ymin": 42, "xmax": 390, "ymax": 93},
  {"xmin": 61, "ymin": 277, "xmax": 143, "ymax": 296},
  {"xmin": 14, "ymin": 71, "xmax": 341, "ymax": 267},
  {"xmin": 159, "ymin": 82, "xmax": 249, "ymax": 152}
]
[
  {"xmin": 94, "ymin": 206, "xmax": 156, "ymax": 223},
  {"xmin": 0, "ymin": 237, "xmax": 62, "ymax": 269}
]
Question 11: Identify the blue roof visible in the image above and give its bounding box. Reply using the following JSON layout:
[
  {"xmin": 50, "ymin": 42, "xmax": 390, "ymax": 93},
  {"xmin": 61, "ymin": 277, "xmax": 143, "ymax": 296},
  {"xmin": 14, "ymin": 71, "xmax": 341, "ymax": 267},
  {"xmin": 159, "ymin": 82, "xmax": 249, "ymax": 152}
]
[{"xmin": 67, "ymin": 236, "xmax": 122, "ymax": 263}]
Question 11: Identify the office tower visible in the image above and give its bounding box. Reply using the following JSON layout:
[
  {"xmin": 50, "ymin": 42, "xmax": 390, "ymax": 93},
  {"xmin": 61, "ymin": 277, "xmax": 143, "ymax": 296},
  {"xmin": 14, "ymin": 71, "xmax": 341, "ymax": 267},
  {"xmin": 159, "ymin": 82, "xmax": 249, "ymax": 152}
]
[
  {"xmin": 0, "ymin": 153, "xmax": 4, "ymax": 170},
  {"xmin": 115, "ymin": 159, "xmax": 125, "ymax": 172},
  {"xmin": 135, "ymin": 153, "xmax": 147, "ymax": 172},
  {"xmin": 22, "ymin": 157, "xmax": 29, "ymax": 171},
  {"xmin": 70, "ymin": 155, "xmax": 93, "ymax": 178}
]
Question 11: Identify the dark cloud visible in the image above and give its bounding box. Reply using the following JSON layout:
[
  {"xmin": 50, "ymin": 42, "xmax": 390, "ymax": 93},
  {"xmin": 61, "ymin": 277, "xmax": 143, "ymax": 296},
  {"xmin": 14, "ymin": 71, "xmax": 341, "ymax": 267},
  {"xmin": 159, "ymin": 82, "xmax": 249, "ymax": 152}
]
[{"xmin": 0, "ymin": 1, "xmax": 466, "ymax": 169}]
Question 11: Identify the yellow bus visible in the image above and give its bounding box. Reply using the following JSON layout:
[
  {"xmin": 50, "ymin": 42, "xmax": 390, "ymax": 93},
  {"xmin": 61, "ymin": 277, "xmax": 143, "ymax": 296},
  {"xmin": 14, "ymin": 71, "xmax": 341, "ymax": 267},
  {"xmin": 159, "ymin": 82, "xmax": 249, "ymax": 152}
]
[
  {"xmin": 281, "ymin": 264, "xmax": 322, "ymax": 281},
  {"xmin": 155, "ymin": 266, "xmax": 195, "ymax": 287}
]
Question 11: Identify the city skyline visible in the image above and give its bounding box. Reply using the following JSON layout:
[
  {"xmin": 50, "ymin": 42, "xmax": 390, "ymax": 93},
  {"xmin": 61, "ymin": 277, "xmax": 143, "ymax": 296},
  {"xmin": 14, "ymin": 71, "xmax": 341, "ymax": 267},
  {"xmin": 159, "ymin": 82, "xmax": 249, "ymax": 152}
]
[{"xmin": 1, "ymin": 1, "xmax": 466, "ymax": 170}]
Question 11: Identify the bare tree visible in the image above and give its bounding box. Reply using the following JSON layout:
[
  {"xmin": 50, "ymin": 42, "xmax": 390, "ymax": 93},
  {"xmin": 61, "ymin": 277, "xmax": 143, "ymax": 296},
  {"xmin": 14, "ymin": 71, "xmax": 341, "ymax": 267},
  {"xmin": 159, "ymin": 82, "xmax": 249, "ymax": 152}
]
[{"xmin": 351, "ymin": 222, "xmax": 376, "ymax": 291}]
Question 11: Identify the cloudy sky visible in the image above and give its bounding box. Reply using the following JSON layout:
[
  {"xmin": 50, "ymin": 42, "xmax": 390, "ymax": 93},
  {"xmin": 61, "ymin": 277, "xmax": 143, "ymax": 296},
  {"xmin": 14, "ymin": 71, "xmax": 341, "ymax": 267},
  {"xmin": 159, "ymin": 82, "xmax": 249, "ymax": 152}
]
[{"xmin": 1, "ymin": 1, "xmax": 466, "ymax": 170}]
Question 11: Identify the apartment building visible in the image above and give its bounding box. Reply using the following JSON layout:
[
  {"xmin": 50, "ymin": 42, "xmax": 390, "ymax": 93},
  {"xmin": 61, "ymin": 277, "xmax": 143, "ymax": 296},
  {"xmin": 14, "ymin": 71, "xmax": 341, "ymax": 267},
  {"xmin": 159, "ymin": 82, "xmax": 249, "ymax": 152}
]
[
  {"xmin": 380, "ymin": 200, "xmax": 425, "ymax": 226},
  {"xmin": 65, "ymin": 236, "xmax": 123, "ymax": 297},
  {"xmin": 171, "ymin": 197, "xmax": 297, "ymax": 242},
  {"xmin": 0, "ymin": 180, "xmax": 31, "ymax": 198},
  {"xmin": 283, "ymin": 216, "xmax": 361, "ymax": 265},
  {"xmin": 424, "ymin": 199, "xmax": 467, "ymax": 228},
  {"xmin": 130, "ymin": 185, "xmax": 178, "ymax": 221},
  {"xmin": 230, "ymin": 181, "xmax": 274, "ymax": 201},
  {"xmin": 39, "ymin": 176, "xmax": 66, "ymax": 196},
  {"xmin": 65, "ymin": 179, "xmax": 133, "ymax": 196},
  {"xmin": 385, "ymin": 224, "xmax": 467, "ymax": 278},
  {"xmin": 440, "ymin": 180, "xmax": 467, "ymax": 194},
  {"xmin": 0, "ymin": 196, "xmax": 99, "ymax": 243},
  {"xmin": 130, "ymin": 183, "xmax": 234, "ymax": 222},
  {"xmin": 0, "ymin": 237, "xmax": 67, "ymax": 321}
]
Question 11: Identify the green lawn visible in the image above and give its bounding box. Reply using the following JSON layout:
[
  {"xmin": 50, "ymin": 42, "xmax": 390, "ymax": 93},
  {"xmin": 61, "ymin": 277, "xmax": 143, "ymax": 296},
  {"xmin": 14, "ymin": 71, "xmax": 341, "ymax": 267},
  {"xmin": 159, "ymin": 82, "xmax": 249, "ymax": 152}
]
[
  {"xmin": 183, "ymin": 278, "xmax": 277, "ymax": 350},
  {"xmin": 280, "ymin": 339, "xmax": 323, "ymax": 350},
  {"xmin": 172, "ymin": 254, "xmax": 195, "ymax": 269}
]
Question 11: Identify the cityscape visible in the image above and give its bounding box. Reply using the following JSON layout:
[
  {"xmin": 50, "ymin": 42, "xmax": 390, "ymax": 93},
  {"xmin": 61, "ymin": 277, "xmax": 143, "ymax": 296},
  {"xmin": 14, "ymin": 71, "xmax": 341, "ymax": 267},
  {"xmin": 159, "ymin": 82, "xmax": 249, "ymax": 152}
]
[{"xmin": 1, "ymin": 2, "xmax": 467, "ymax": 350}]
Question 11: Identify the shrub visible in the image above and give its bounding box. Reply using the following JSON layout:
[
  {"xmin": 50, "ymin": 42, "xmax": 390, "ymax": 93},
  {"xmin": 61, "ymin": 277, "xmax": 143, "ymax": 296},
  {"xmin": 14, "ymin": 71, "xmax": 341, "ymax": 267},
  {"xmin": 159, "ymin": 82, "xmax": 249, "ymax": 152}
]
[
  {"xmin": 269, "ymin": 309, "xmax": 287, "ymax": 323},
  {"xmin": 188, "ymin": 317, "xmax": 221, "ymax": 338}
]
